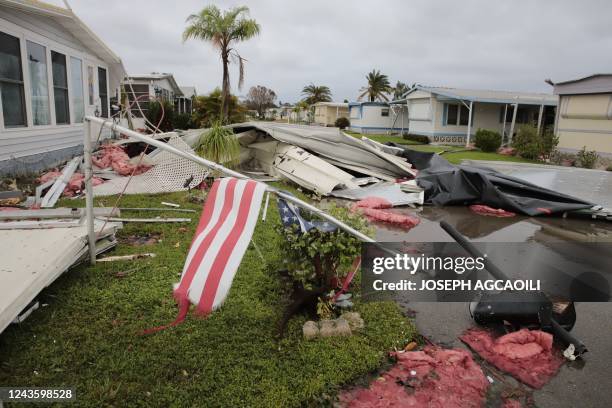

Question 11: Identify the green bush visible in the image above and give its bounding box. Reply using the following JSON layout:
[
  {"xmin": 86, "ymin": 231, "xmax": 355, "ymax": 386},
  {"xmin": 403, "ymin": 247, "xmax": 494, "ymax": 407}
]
[
  {"xmin": 576, "ymin": 146, "xmax": 599, "ymax": 169},
  {"xmin": 172, "ymin": 112, "xmax": 192, "ymax": 130},
  {"xmin": 195, "ymin": 121, "xmax": 240, "ymax": 167},
  {"xmin": 402, "ymin": 134, "xmax": 430, "ymax": 144},
  {"xmin": 144, "ymin": 100, "xmax": 174, "ymax": 132},
  {"xmin": 334, "ymin": 116, "xmax": 350, "ymax": 129},
  {"xmin": 473, "ymin": 129, "xmax": 502, "ymax": 152},
  {"xmin": 277, "ymin": 205, "xmax": 372, "ymax": 290},
  {"xmin": 511, "ymin": 125, "xmax": 560, "ymax": 160},
  {"xmin": 540, "ymin": 127, "xmax": 559, "ymax": 159}
]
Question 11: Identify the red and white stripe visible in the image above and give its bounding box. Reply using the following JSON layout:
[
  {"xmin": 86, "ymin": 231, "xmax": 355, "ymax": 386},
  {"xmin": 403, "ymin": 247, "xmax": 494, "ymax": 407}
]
[{"xmin": 142, "ymin": 177, "xmax": 265, "ymax": 334}]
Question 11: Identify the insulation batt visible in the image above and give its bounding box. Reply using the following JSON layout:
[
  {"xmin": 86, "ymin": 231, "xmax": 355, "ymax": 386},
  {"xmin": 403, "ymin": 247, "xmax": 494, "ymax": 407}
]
[
  {"xmin": 338, "ymin": 346, "xmax": 489, "ymax": 407},
  {"xmin": 352, "ymin": 196, "xmax": 420, "ymax": 229},
  {"xmin": 469, "ymin": 204, "xmax": 516, "ymax": 218},
  {"xmin": 460, "ymin": 328, "xmax": 564, "ymax": 389},
  {"xmin": 92, "ymin": 145, "xmax": 151, "ymax": 176},
  {"xmin": 37, "ymin": 171, "xmax": 104, "ymax": 197}
]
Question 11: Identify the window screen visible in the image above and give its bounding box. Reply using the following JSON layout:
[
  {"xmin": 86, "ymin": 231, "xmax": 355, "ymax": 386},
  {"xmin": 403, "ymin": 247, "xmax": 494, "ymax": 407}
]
[
  {"xmin": 27, "ymin": 40, "xmax": 50, "ymax": 125},
  {"xmin": 70, "ymin": 57, "xmax": 84, "ymax": 123},
  {"xmin": 51, "ymin": 51, "xmax": 69, "ymax": 124},
  {"xmin": 98, "ymin": 67, "xmax": 108, "ymax": 117}
]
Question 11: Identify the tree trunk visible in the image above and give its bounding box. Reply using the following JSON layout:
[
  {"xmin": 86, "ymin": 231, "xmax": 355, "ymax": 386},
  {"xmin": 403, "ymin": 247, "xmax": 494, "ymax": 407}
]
[{"xmin": 221, "ymin": 52, "xmax": 230, "ymax": 123}]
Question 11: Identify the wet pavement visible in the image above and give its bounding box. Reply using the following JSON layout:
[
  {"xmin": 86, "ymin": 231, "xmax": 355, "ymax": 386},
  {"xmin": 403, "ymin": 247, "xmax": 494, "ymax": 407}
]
[{"xmin": 375, "ymin": 206, "xmax": 612, "ymax": 408}]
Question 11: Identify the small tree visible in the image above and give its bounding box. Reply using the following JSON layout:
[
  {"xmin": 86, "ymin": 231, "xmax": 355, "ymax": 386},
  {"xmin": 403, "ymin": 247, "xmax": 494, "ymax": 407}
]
[
  {"xmin": 512, "ymin": 125, "xmax": 559, "ymax": 161},
  {"xmin": 245, "ymin": 85, "xmax": 277, "ymax": 118},
  {"xmin": 335, "ymin": 117, "xmax": 350, "ymax": 129},
  {"xmin": 191, "ymin": 88, "xmax": 246, "ymax": 128},
  {"xmin": 144, "ymin": 100, "xmax": 174, "ymax": 132}
]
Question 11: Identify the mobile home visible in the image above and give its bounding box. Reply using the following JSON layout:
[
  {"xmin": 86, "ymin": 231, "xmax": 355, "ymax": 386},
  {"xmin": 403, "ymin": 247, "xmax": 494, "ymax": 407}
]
[
  {"xmin": 313, "ymin": 102, "xmax": 349, "ymax": 126},
  {"xmin": 551, "ymin": 74, "xmax": 612, "ymax": 156},
  {"xmin": 0, "ymin": 0, "xmax": 126, "ymax": 175},
  {"xmin": 347, "ymin": 101, "xmax": 408, "ymax": 134},
  {"xmin": 400, "ymin": 86, "xmax": 557, "ymax": 145}
]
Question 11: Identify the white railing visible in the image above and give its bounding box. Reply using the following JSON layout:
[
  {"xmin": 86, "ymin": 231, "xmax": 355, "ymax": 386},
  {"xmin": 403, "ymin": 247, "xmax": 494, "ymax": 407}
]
[{"xmin": 83, "ymin": 116, "xmax": 376, "ymax": 264}]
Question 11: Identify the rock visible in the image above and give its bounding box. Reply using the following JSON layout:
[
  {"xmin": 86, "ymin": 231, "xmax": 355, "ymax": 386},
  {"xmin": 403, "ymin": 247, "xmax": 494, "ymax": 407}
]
[
  {"xmin": 303, "ymin": 321, "xmax": 319, "ymax": 340},
  {"xmin": 342, "ymin": 312, "xmax": 365, "ymax": 331},
  {"xmin": 335, "ymin": 317, "xmax": 352, "ymax": 336},
  {"xmin": 319, "ymin": 320, "xmax": 335, "ymax": 337}
]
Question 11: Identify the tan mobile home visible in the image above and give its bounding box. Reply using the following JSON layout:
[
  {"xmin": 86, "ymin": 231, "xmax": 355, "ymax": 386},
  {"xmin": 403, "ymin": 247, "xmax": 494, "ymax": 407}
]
[
  {"xmin": 312, "ymin": 102, "xmax": 348, "ymax": 126},
  {"xmin": 552, "ymin": 74, "xmax": 612, "ymax": 156}
]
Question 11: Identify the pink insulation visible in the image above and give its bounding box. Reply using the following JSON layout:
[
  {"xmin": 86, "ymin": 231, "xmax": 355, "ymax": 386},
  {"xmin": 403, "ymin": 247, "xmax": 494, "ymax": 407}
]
[
  {"xmin": 352, "ymin": 196, "xmax": 420, "ymax": 230},
  {"xmin": 460, "ymin": 328, "xmax": 564, "ymax": 389},
  {"xmin": 37, "ymin": 171, "xmax": 104, "ymax": 198},
  {"xmin": 469, "ymin": 205, "xmax": 516, "ymax": 218},
  {"xmin": 92, "ymin": 144, "xmax": 151, "ymax": 176},
  {"xmin": 338, "ymin": 347, "xmax": 489, "ymax": 408},
  {"xmin": 498, "ymin": 147, "xmax": 516, "ymax": 156}
]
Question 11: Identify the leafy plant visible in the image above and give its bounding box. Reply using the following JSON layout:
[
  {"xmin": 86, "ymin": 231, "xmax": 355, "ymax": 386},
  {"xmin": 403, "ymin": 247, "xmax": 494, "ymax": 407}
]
[
  {"xmin": 473, "ymin": 129, "xmax": 502, "ymax": 152},
  {"xmin": 359, "ymin": 69, "xmax": 391, "ymax": 102},
  {"xmin": 576, "ymin": 146, "xmax": 599, "ymax": 169},
  {"xmin": 512, "ymin": 125, "xmax": 559, "ymax": 160},
  {"xmin": 334, "ymin": 117, "xmax": 350, "ymax": 129},
  {"xmin": 144, "ymin": 100, "xmax": 174, "ymax": 132},
  {"xmin": 549, "ymin": 150, "xmax": 576, "ymax": 166},
  {"xmin": 540, "ymin": 127, "xmax": 559, "ymax": 159},
  {"xmin": 277, "ymin": 205, "xmax": 372, "ymax": 290},
  {"xmin": 191, "ymin": 88, "xmax": 246, "ymax": 128},
  {"xmin": 195, "ymin": 121, "xmax": 240, "ymax": 167},
  {"xmin": 302, "ymin": 84, "xmax": 332, "ymax": 105},
  {"xmin": 402, "ymin": 134, "xmax": 430, "ymax": 144},
  {"xmin": 172, "ymin": 112, "xmax": 192, "ymax": 130}
]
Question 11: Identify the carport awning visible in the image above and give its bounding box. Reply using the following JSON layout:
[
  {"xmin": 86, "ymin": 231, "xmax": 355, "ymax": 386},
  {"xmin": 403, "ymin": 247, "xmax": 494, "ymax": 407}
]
[{"xmin": 400, "ymin": 86, "xmax": 558, "ymax": 106}]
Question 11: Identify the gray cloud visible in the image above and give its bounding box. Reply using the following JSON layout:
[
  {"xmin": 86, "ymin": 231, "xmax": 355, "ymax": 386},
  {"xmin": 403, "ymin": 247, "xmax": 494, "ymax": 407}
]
[{"xmin": 65, "ymin": 0, "xmax": 612, "ymax": 102}]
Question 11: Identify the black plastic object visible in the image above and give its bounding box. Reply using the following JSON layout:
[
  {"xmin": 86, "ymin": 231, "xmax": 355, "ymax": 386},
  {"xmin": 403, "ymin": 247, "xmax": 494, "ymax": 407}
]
[
  {"xmin": 390, "ymin": 144, "xmax": 593, "ymax": 216},
  {"xmin": 440, "ymin": 221, "xmax": 587, "ymax": 355}
]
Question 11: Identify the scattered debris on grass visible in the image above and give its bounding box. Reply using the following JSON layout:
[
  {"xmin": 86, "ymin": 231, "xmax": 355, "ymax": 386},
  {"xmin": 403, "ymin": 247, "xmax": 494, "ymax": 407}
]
[{"xmin": 98, "ymin": 253, "xmax": 156, "ymax": 262}]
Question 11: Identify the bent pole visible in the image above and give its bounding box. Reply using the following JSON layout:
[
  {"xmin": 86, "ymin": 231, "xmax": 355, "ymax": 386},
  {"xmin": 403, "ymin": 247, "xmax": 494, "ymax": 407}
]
[{"xmin": 83, "ymin": 116, "xmax": 376, "ymax": 246}]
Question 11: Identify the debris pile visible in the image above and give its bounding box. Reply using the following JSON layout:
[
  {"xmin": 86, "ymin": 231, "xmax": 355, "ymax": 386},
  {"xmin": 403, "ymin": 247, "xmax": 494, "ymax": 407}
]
[
  {"xmin": 460, "ymin": 328, "xmax": 564, "ymax": 389},
  {"xmin": 92, "ymin": 144, "xmax": 151, "ymax": 176},
  {"xmin": 38, "ymin": 170, "xmax": 104, "ymax": 197},
  {"xmin": 338, "ymin": 347, "xmax": 489, "ymax": 407}
]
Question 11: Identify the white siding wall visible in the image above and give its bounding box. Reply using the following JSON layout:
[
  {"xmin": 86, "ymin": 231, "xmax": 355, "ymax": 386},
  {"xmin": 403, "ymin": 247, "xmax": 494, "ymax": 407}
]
[
  {"xmin": 0, "ymin": 7, "xmax": 113, "ymax": 170},
  {"xmin": 349, "ymin": 104, "xmax": 408, "ymax": 134}
]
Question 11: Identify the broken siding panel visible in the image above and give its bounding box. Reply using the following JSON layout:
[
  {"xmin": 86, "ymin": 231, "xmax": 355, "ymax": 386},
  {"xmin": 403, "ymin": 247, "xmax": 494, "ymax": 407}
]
[{"xmin": 0, "ymin": 126, "xmax": 83, "ymax": 160}]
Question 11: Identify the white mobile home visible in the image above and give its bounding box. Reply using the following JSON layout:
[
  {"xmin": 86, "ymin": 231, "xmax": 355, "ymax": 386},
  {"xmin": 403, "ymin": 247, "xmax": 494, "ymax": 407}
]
[
  {"xmin": 347, "ymin": 102, "xmax": 408, "ymax": 134},
  {"xmin": 0, "ymin": 0, "xmax": 126, "ymax": 175},
  {"xmin": 313, "ymin": 102, "xmax": 349, "ymax": 126},
  {"xmin": 551, "ymin": 74, "xmax": 612, "ymax": 156},
  {"xmin": 401, "ymin": 86, "xmax": 557, "ymax": 145}
]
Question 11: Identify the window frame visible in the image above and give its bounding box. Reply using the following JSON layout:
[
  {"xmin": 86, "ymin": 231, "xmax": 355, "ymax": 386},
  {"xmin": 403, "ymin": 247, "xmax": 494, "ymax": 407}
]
[
  {"xmin": 0, "ymin": 19, "xmax": 111, "ymax": 132},
  {"xmin": 97, "ymin": 66, "xmax": 108, "ymax": 118},
  {"xmin": 0, "ymin": 31, "xmax": 27, "ymax": 128},
  {"xmin": 444, "ymin": 102, "xmax": 473, "ymax": 126},
  {"xmin": 381, "ymin": 107, "xmax": 390, "ymax": 117},
  {"xmin": 51, "ymin": 50, "xmax": 70, "ymax": 125}
]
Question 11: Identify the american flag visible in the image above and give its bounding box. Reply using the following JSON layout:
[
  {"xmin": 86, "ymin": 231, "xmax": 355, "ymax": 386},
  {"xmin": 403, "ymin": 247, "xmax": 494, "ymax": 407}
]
[
  {"xmin": 277, "ymin": 196, "xmax": 337, "ymax": 233},
  {"xmin": 143, "ymin": 177, "xmax": 266, "ymax": 334}
]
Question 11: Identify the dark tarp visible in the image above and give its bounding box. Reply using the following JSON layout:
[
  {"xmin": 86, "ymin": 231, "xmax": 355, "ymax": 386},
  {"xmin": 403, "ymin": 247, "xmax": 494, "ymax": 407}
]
[{"xmin": 389, "ymin": 144, "xmax": 593, "ymax": 216}]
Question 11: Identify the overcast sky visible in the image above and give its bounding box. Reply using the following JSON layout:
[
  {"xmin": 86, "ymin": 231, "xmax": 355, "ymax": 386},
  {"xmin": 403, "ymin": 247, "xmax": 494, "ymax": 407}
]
[{"xmin": 62, "ymin": 0, "xmax": 612, "ymax": 102}]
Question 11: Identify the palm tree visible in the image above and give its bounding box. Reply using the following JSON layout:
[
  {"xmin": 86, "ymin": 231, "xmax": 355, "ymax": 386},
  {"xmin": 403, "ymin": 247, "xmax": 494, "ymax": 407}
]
[
  {"xmin": 358, "ymin": 70, "xmax": 391, "ymax": 102},
  {"xmin": 301, "ymin": 84, "xmax": 332, "ymax": 105},
  {"xmin": 183, "ymin": 5, "xmax": 260, "ymax": 123},
  {"xmin": 392, "ymin": 81, "xmax": 410, "ymax": 100}
]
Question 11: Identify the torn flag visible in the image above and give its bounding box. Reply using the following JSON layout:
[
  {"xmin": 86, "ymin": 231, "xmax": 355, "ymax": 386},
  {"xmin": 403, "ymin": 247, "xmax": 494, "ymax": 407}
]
[{"xmin": 143, "ymin": 177, "xmax": 266, "ymax": 334}]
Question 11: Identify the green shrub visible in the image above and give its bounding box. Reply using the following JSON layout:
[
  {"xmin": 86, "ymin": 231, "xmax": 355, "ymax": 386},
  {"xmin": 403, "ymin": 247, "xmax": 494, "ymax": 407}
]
[
  {"xmin": 277, "ymin": 205, "xmax": 372, "ymax": 290},
  {"xmin": 172, "ymin": 112, "xmax": 192, "ymax": 130},
  {"xmin": 550, "ymin": 150, "xmax": 576, "ymax": 166},
  {"xmin": 334, "ymin": 116, "xmax": 350, "ymax": 129},
  {"xmin": 606, "ymin": 165, "xmax": 612, "ymax": 172},
  {"xmin": 576, "ymin": 146, "xmax": 599, "ymax": 169},
  {"xmin": 473, "ymin": 129, "xmax": 502, "ymax": 152},
  {"xmin": 402, "ymin": 134, "xmax": 430, "ymax": 144},
  {"xmin": 511, "ymin": 125, "xmax": 559, "ymax": 160},
  {"xmin": 540, "ymin": 127, "xmax": 559, "ymax": 159},
  {"xmin": 144, "ymin": 100, "xmax": 174, "ymax": 132}
]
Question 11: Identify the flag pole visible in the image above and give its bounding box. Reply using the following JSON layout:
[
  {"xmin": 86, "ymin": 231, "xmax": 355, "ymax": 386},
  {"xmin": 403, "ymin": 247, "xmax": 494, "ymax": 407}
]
[{"xmin": 84, "ymin": 117, "xmax": 376, "ymax": 244}]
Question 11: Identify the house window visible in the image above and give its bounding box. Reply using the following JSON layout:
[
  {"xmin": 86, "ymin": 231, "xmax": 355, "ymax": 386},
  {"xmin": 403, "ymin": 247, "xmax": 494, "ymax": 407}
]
[
  {"xmin": 444, "ymin": 103, "xmax": 472, "ymax": 126},
  {"xmin": 27, "ymin": 40, "xmax": 51, "ymax": 125},
  {"xmin": 51, "ymin": 51, "xmax": 69, "ymax": 124},
  {"xmin": 381, "ymin": 107, "xmax": 389, "ymax": 117},
  {"xmin": 87, "ymin": 66, "xmax": 94, "ymax": 105},
  {"xmin": 70, "ymin": 57, "xmax": 84, "ymax": 123},
  {"xmin": 0, "ymin": 31, "xmax": 26, "ymax": 127},
  {"xmin": 97, "ymin": 67, "xmax": 108, "ymax": 117},
  {"xmin": 123, "ymin": 83, "xmax": 149, "ymax": 117}
]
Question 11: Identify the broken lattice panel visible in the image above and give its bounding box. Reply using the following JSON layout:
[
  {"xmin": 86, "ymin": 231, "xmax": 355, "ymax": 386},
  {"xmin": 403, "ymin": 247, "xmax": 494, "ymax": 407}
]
[{"xmin": 93, "ymin": 136, "xmax": 208, "ymax": 196}]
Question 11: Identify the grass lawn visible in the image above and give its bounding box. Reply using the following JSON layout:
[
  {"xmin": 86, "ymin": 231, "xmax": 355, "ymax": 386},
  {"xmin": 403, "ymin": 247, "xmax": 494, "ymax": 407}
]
[
  {"xmin": 345, "ymin": 131, "xmax": 536, "ymax": 165},
  {"xmin": 0, "ymin": 187, "xmax": 415, "ymax": 407}
]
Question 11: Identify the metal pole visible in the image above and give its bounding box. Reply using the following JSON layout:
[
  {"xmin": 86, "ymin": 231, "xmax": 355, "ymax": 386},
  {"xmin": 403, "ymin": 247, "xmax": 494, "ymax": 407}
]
[
  {"xmin": 465, "ymin": 100, "xmax": 473, "ymax": 147},
  {"xmin": 84, "ymin": 116, "xmax": 376, "ymax": 244},
  {"xmin": 502, "ymin": 104, "xmax": 508, "ymax": 143},
  {"xmin": 83, "ymin": 120, "xmax": 96, "ymax": 265},
  {"xmin": 537, "ymin": 103, "xmax": 544, "ymax": 135},
  {"xmin": 508, "ymin": 103, "xmax": 518, "ymax": 145}
]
